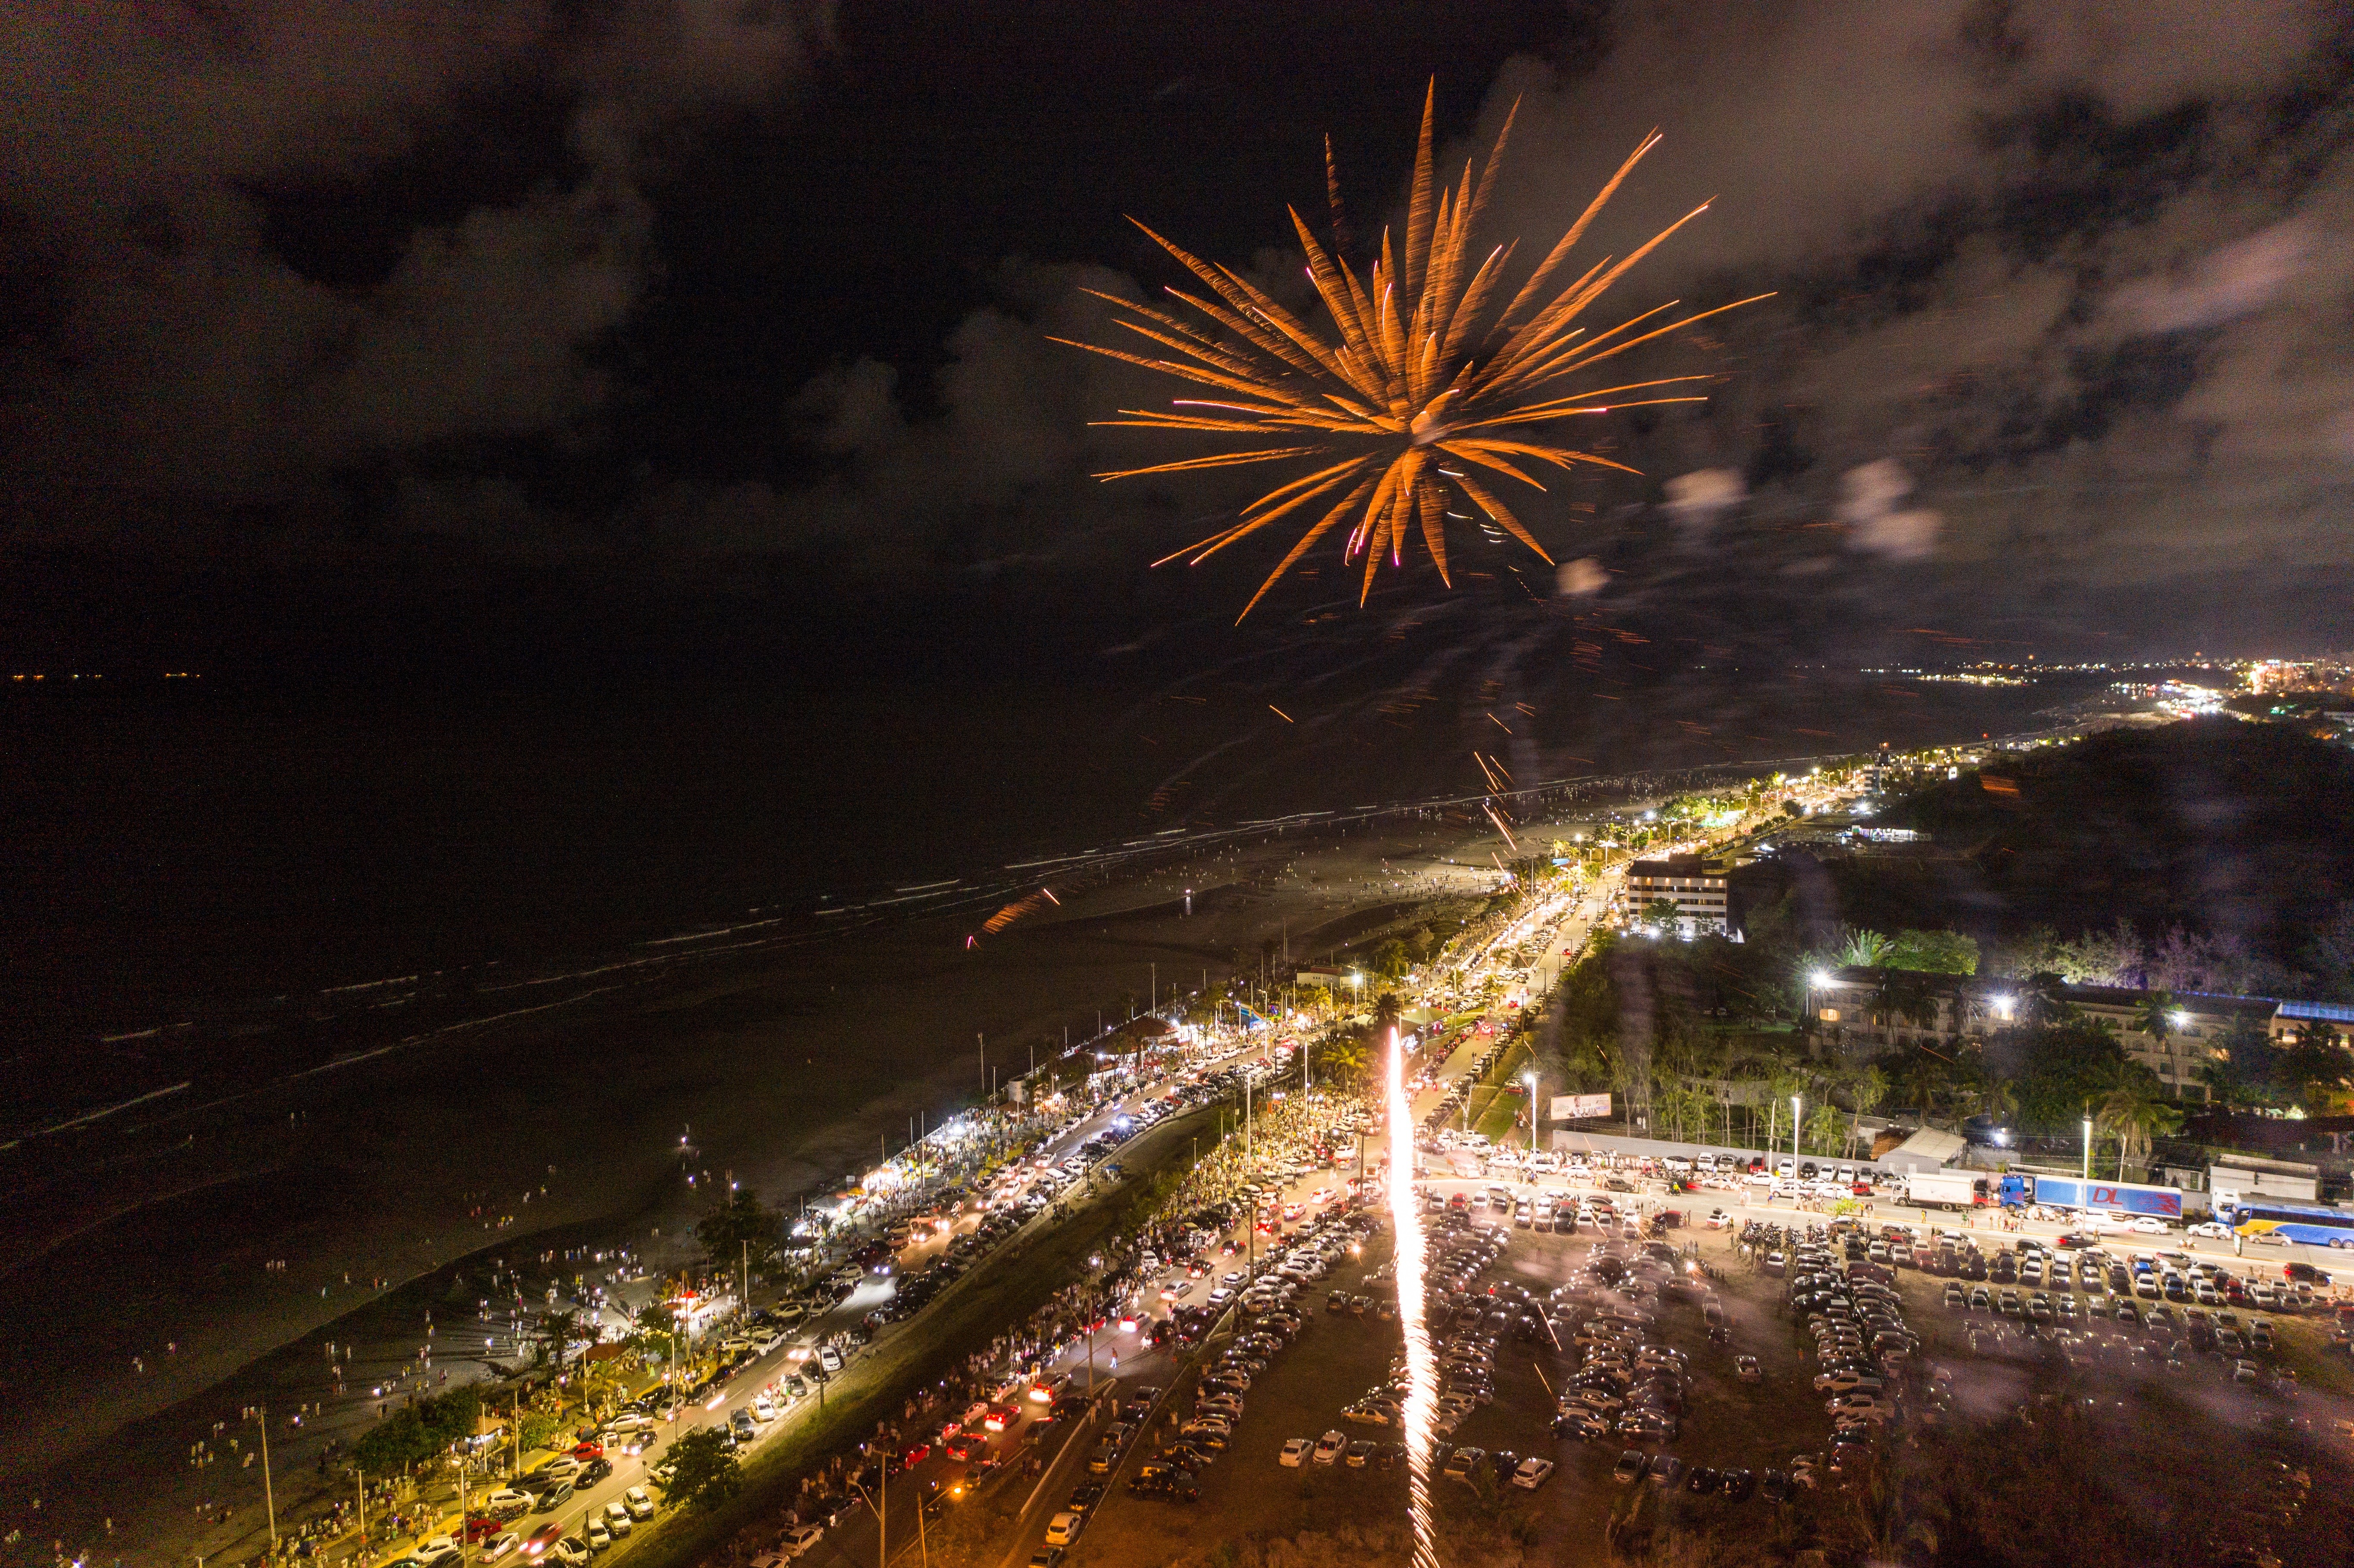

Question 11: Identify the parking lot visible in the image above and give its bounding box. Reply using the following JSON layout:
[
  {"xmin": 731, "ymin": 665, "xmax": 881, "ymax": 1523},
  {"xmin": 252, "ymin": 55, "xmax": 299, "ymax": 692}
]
[{"xmin": 1020, "ymin": 1153, "xmax": 2354, "ymax": 1568}]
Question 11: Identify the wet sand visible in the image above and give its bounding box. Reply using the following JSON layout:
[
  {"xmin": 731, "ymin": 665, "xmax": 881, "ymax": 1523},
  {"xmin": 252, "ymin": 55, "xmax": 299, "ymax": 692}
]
[{"xmin": 0, "ymin": 806, "xmax": 1536, "ymax": 1568}]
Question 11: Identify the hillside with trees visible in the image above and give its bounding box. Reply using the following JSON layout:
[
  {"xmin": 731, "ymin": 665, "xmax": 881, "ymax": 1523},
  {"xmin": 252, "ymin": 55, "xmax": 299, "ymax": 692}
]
[{"xmin": 1737, "ymin": 718, "xmax": 2354, "ymax": 999}]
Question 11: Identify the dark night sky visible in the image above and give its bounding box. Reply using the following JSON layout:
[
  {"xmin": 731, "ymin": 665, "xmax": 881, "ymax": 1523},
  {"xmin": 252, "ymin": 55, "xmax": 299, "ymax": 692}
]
[{"xmin": 3, "ymin": 1, "xmax": 2351, "ymax": 679}]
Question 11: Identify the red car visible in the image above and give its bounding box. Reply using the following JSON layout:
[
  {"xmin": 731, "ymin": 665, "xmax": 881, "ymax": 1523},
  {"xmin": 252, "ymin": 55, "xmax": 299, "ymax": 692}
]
[
  {"xmin": 571, "ymin": 1439, "xmax": 603, "ymax": 1459},
  {"xmin": 464, "ymin": 1518, "xmax": 505, "ymax": 1544},
  {"xmin": 525, "ymin": 1525, "xmax": 565, "ymax": 1559}
]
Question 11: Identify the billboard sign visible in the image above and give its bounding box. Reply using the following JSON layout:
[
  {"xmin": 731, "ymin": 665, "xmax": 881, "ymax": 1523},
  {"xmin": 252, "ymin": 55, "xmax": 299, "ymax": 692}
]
[{"xmin": 1551, "ymin": 1093, "xmax": 1613, "ymax": 1121}]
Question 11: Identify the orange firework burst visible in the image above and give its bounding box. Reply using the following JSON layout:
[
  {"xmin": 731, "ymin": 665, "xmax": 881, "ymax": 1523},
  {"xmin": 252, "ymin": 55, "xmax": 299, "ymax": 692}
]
[{"xmin": 1057, "ymin": 88, "xmax": 1768, "ymax": 619}]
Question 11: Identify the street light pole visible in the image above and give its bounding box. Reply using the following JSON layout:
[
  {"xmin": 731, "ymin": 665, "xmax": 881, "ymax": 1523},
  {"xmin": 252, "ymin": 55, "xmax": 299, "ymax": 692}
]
[
  {"xmin": 252, "ymin": 1406, "xmax": 278, "ymax": 1550},
  {"xmin": 2083, "ymin": 1115, "xmax": 2093, "ymax": 1183},
  {"xmin": 1791, "ymin": 1095, "xmax": 1803, "ymax": 1164}
]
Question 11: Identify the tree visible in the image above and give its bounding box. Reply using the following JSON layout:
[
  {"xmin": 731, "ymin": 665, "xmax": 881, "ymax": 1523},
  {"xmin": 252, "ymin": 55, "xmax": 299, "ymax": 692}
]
[
  {"xmin": 518, "ymin": 1407, "xmax": 564, "ymax": 1457},
  {"xmin": 1315, "ymin": 1033, "xmax": 1370, "ymax": 1089},
  {"xmin": 1373, "ymin": 991, "xmax": 1403, "ymax": 1033},
  {"xmin": 631, "ymin": 1303, "xmax": 683, "ymax": 1376},
  {"xmin": 1892, "ymin": 1052, "xmax": 1949, "ymax": 1120},
  {"xmin": 696, "ymin": 1186, "xmax": 782, "ymax": 1274},
  {"xmin": 1641, "ymin": 898, "xmax": 1680, "ymax": 932},
  {"xmin": 1373, "ymin": 938, "xmax": 1411, "ymax": 980},
  {"xmin": 2096, "ymin": 1081, "xmax": 2184, "ymax": 1178},
  {"xmin": 1887, "ymin": 928, "xmax": 1980, "ymax": 975},
  {"xmin": 1840, "ymin": 929, "xmax": 1893, "ymax": 968},
  {"xmin": 1847, "ymin": 1066, "xmax": 1888, "ymax": 1157},
  {"xmin": 652, "ymin": 1427, "xmax": 742, "ymax": 1513},
  {"xmin": 2018, "ymin": 971, "xmax": 2078, "ymax": 1029},
  {"xmin": 537, "ymin": 1308, "xmax": 580, "ymax": 1372},
  {"xmin": 1872, "ymin": 970, "xmax": 1939, "ymax": 1033},
  {"xmin": 2132, "ymin": 990, "xmax": 2178, "ymax": 1057},
  {"xmin": 354, "ymin": 1384, "xmax": 482, "ymax": 1474},
  {"xmin": 1805, "ymin": 1103, "xmax": 1847, "ymax": 1158}
]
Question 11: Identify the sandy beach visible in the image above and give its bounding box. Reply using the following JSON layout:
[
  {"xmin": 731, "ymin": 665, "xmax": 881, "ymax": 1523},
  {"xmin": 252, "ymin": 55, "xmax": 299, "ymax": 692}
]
[{"xmin": 0, "ymin": 798, "xmax": 1558, "ymax": 1568}]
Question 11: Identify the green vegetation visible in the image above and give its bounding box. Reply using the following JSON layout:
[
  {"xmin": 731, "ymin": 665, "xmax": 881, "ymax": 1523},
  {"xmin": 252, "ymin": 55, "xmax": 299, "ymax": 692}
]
[
  {"xmin": 1866, "ymin": 718, "xmax": 2354, "ymax": 996},
  {"xmin": 353, "ymin": 1384, "xmax": 481, "ymax": 1473},
  {"xmin": 695, "ymin": 1185, "xmax": 783, "ymax": 1273},
  {"xmin": 651, "ymin": 1428, "xmax": 742, "ymax": 1513}
]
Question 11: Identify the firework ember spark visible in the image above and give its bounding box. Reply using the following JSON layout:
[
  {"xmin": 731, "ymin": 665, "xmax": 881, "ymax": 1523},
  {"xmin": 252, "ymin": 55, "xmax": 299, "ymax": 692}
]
[
  {"xmin": 1384, "ymin": 1024, "xmax": 1440, "ymax": 1568},
  {"xmin": 1060, "ymin": 87, "xmax": 1768, "ymax": 618}
]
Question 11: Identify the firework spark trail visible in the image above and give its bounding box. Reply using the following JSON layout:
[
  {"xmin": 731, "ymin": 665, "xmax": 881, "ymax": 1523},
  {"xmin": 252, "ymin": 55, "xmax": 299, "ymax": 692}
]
[
  {"xmin": 1384, "ymin": 1024, "xmax": 1441, "ymax": 1568},
  {"xmin": 1061, "ymin": 86, "xmax": 1770, "ymax": 619}
]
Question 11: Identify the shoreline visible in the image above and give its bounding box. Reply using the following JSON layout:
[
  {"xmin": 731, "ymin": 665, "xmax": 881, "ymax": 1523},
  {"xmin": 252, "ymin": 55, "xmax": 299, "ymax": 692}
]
[
  {"xmin": 0, "ymin": 804, "xmax": 1529, "ymax": 1568},
  {"xmin": 1, "ymin": 709, "xmax": 2066, "ymax": 1568}
]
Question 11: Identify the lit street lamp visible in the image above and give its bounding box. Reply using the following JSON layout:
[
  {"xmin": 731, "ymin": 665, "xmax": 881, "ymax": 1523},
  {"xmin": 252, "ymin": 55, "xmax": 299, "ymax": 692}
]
[
  {"xmin": 2083, "ymin": 1115, "xmax": 2094, "ymax": 1182},
  {"xmin": 1791, "ymin": 1095, "xmax": 1803, "ymax": 1162}
]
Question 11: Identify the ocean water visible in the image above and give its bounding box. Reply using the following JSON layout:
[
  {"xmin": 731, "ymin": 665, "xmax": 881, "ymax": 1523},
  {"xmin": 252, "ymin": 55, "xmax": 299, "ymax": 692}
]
[{"xmin": 0, "ymin": 655, "xmax": 2092, "ymax": 1121}]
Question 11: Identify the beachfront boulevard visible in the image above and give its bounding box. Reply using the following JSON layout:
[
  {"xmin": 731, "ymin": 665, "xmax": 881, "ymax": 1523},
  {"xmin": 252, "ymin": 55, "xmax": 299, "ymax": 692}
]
[{"xmin": 104, "ymin": 839, "xmax": 1626, "ymax": 1568}]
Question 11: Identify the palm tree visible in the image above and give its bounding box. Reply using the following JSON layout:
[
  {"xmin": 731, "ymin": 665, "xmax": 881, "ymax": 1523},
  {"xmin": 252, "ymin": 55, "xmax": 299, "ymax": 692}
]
[
  {"xmin": 1847, "ymin": 1066, "xmax": 1888, "ymax": 1157},
  {"xmin": 1840, "ymin": 929, "xmax": 1893, "ymax": 968},
  {"xmin": 1805, "ymin": 1104, "xmax": 1847, "ymax": 1158},
  {"xmin": 539, "ymin": 1308, "xmax": 580, "ymax": 1371},
  {"xmin": 1895, "ymin": 1053, "xmax": 1949, "ymax": 1122},
  {"xmin": 1373, "ymin": 991, "xmax": 1403, "ymax": 1034},
  {"xmin": 2096, "ymin": 1083, "xmax": 2185, "ymax": 1179},
  {"xmin": 1977, "ymin": 1077, "xmax": 2019, "ymax": 1128},
  {"xmin": 1317, "ymin": 1034, "xmax": 1370, "ymax": 1089},
  {"xmin": 2019, "ymin": 971, "xmax": 2077, "ymax": 1028},
  {"xmin": 2133, "ymin": 990, "xmax": 2178, "ymax": 1057}
]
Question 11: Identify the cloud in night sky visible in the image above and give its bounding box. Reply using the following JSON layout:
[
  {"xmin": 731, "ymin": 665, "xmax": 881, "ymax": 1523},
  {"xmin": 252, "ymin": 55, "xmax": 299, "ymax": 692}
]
[
  {"xmin": 3, "ymin": 0, "xmax": 2349, "ymax": 651},
  {"xmin": 730, "ymin": 0, "xmax": 2354, "ymax": 616},
  {"xmin": 0, "ymin": 1, "xmax": 833, "ymax": 513}
]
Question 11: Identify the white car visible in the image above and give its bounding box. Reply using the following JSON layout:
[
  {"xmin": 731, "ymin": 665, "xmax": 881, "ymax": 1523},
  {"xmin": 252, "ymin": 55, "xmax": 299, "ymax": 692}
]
[
  {"xmin": 1280, "ymin": 1437, "xmax": 1313, "ymax": 1467},
  {"xmin": 621, "ymin": 1488, "xmax": 657, "ymax": 1522},
  {"xmin": 778, "ymin": 1525, "xmax": 823, "ymax": 1559},
  {"xmin": 602, "ymin": 1504, "xmax": 632, "ymax": 1540},
  {"xmin": 1312, "ymin": 1430, "xmax": 1347, "ymax": 1465},
  {"xmin": 1510, "ymin": 1456, "xmax": 1556, "ymax": 1491},
  {"xmin": 1044, "ymin": 1512, "xmax": 1080, "ymax": 1548},
  {"xmin": 2131, "ymin": 1217, "xmax": 2168, "ymax": 1235}
]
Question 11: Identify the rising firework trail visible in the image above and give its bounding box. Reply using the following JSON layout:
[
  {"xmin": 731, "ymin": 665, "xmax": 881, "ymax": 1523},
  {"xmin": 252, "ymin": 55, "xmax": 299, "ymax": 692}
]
[
  {"xmin": 1384, "ymin": 1024, "xmax": 1440, "ymax": 1568},
  {"xmin": 1060, "ymin": 86, "xmax": 1769, "ymax": 619}
]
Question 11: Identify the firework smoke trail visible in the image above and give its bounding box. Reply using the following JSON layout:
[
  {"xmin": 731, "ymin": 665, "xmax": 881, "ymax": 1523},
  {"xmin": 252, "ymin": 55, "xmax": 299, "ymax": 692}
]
[{"xmin": 1384, "ymin": 1024, "xmax": 1441, "ymax": 1568}]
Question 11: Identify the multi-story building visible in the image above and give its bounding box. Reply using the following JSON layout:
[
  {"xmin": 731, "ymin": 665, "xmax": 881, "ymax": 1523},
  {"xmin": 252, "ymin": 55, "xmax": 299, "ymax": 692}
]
[
  {"xmin": 1623, "ymin": 853, "xmax": 1729, "ymax": 936},
  {"xmin": 1806, "ymin": 969, "xmax": 2313, "ymax": 1102}
]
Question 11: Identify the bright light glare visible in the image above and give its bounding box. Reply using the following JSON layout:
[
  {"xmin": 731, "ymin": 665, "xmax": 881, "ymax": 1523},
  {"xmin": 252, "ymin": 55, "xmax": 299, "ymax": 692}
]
[{"xmin": 1385, "ymin": 1025, "xmax": 1440, "ymax": 1568}]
